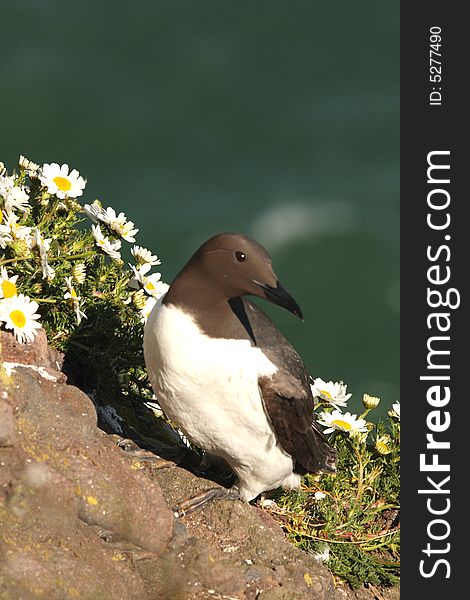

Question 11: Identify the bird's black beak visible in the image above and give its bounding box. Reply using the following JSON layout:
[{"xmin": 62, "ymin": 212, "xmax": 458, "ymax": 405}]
[{"xmin": 253, "ymin": 280, "xmax": 304, "ymax": 320}]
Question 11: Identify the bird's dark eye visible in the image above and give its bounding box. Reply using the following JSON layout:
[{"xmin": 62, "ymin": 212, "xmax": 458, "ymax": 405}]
[{"xmin": 235, "ymin": 251, "xmax": 246, "ymax": 262}]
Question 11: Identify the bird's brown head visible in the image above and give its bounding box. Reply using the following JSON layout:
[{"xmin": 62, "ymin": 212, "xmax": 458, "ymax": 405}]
[{"xmin": 166, "ymin": 232, "xmax": 303, "ymax": 319}]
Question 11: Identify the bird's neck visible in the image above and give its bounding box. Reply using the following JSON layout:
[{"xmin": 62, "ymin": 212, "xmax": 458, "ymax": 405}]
[{"xmin": 164, "ymin": 278, "xmax": 253, "ymax": 342}]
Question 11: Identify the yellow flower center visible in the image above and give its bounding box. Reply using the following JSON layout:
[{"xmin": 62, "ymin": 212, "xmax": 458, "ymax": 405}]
[
  {"xmin": 146, "ymin": 281, "xmax": 155, "ymax": 291},
  {"xmin": 332, "ymin": 419, "xmax": 352, "ymax": 431},
  {"xmin": 2, "ymin": 280, "xmax": 17, "ymax": 298},
  {"xmin": 53, "ymin": 176, "xmax": 72, "ymax": 192},
  {"xmin": 0, "ymin": 208, "xmax": 3, "ymax": 222},
  {"xmin": 320, "ymin": 390, "xmax": 332, "ymax": 399},
  {"xmin": 10, "ymin": 309, "xmax": 26, "ymax": 329}
]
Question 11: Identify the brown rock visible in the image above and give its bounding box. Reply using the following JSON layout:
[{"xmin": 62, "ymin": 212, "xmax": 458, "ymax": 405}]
[
  {"xmin": 0, "ymin": 448, "xmax": 148, "ymax": 600},
  {"xmin": 1, "ymin": 329, "xmax": 65, "ymax": 379},
  {"xmin": 141, "ymin": 466, "xmax": 336, "ymax": 599},
  {"xmin": 1, "ymin": 331, "xmax": 174, "ymax": 599},
  {"xmin": 5, "ymin": 367, "xmax": 173, "ymax": 556},
  {"xmin": 0, "ymin": 398, "xmax": 16, "ymax": 446}
]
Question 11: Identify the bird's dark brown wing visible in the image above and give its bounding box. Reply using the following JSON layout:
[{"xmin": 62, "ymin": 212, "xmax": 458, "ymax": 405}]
[
  {"xmin": 258, "ymin": 372, "xmax": 336, "ymax": 474},
  {"xmin": 232, "ymin": 298, "xmax": 336, "ymax": 474}
]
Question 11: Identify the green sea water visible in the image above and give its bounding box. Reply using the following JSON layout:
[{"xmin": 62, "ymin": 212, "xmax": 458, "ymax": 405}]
[{"xmin": 1, "ymin": 1, "xmax": 399, "ymax": 417}]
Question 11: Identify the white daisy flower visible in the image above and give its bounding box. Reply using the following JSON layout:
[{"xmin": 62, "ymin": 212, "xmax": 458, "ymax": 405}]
[
  {"xmin": 0, "ymin": 267, "xmax": 19, "ymax": 299},
  {"xmin": 318, "ymin": 409, "xmax": 368, "ymax": 435},
  {"xmin": 130, "ymin": 265, "xmax": 148, "ymax": 286},
  {"xmin": 18, "ymin": 155, "xmax": 40, "ymax": 176},
  {"xmin": 33, "ymin": 229, "xmax": 55, "ymax": 281},
  {"xmin": 389, "ymin": 402, "xmax": 400, "ymax": 421},
  {"xmin": 84, "ymin": 202, "xmax": 138, "ymax": 242},
  {"xmin": 104, "ymin": 207, "xmax": 138, "ymax": 242},
  {"xmin": 0, "ymin": 174, "xmax": 30, "ymax": 214},
  {"xmin": 310, "ymin": 378, "xmax": 351, "ymax": 409},
  {"xmin": 142, "ymin": 273, "xmax": 163, "ymax": 297},
  {"xmin": 0, "ymin": 220, "xmax": 13, "ymax": 248},
  {"xmin": 142, "ymin": 276, "xmax": 169, "ymax": 299},
  {"xmin": 39, "ymin": 163, "xmax": 86, "ymax": 199},
  {"xmin": 32, "ymin": 229, "xmax": 51, "ymax": 253},
  {"xmin": 140, "ymin": 295, "xmax": 157, "ymax": 323},
  {"xmin": 131, "ymin": 245, "xmax": 161, "ymax": 267},
  {"xmin": 3, "ymin": 212, "xmax": 33, "ymax": 248},
  {"xmin": 314, "ymin": 491, "xmax": 327, "ymax": 501},
  {"xmin": 130, "ymin": 265, "xmax": 168, "ymax": 298},
  {"xmin": 0, "ymin": 293, "xmax": 41, "ymax": 343},
  {"xmin": 91, "ymin": 224, "xmax": 122, "ymax": 260},
  {"xmin": 42, "ymin": 264, "xmax": 55, "ymax": 281},
  {"xmin": 83, "ymin": 201, "xmax": 109, "ymax": 224},
  {"xmin": 129, "ymin": 263, "xmax": 152, "ymax": 280},
  {"xmin": 64, "ymin": 277, "xmax": 87, "ymax": 324},
  {"xmin": 63, "ymin": 277, "xmax": 79, "ymax": 302},
  {"xmin": 152, "ymin": 281, "xmax": 169, "ymax": 299}
]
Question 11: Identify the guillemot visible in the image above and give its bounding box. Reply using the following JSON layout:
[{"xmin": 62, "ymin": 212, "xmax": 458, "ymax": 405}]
[{"xmin": 143, "ymin": 233, "xmax": 336, "ymax": 512}]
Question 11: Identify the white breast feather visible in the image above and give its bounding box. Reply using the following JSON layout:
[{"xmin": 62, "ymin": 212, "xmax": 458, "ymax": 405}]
[{"xmin": 143, "ymin": 297, "xmax": 300, "ymax": 500}]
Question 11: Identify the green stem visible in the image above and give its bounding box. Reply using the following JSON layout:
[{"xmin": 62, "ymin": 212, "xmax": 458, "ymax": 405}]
[
  {"xmin": 49, "ymin": 251, "xmax": 95, "ymax": 262},
  {"xmin": 37, "ymin": 197, "xmax": 59, "ymax": 229},
  {"xmin": 354, "ymin": 445, "xmax": 364, "ymax": 500},
  {"xmin": 0, "ymin": 250, "xmax": 95, "ymax": 268},
  {"xmin": 289, "ymin": 527, "xmax": 399, "ymax": 547},
  {"xmin": 0, "ymin": 256, "xmax": 28, "ymax": 267}
]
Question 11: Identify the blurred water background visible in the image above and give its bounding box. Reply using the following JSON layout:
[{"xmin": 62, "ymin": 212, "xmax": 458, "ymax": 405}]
[{"xmin": 1, "ymin": 1, "xmax": 399, "ymax": 418}]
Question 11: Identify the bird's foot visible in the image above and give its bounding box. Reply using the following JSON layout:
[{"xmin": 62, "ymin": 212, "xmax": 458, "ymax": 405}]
[
  {"xmin": 91, "ymin": 525, "xmax": 156, "ymax": 561},
  {"xmin": 115, "ymin": 437, "xmax": 177, "ymax": 469},
  {"xmin": 173, "ymin": 486, "xmax": 241, "ymax": 518}
]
